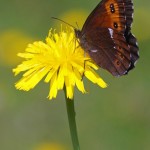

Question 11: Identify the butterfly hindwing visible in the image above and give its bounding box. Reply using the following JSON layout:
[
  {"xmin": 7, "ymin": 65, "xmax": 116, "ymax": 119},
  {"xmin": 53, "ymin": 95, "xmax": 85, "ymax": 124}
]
[
  {"xmin": 125, "ymin": 32, "xmax": 139, "ymax": 71},
  {"xmin": 81, "ymin": 28, "xmax": 131, "ymax": 76}
]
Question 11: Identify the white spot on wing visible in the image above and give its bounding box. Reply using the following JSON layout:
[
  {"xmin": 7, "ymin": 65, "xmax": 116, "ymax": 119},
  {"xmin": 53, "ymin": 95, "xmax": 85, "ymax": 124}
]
[
  {"xmin": 128, "ymin": 62, "xmax": 131, "ymax": 68},
  {"xmin": 123, "ymin": 70, "xmax": 128, "ymax": 75},
  {"xmin": 137, "ymin": 50, "xmax": 140, "ymax": 56},
  {"xmin": 134, "ymin": 60, "xmax": 138, "ymax": 66},
  {"xmin": 91, "ymin": 49, "xmax": 98, "ymax": 53},
  {"xmin": 108, "ymin": 28, "xmax": 113, "ymax": 38}
]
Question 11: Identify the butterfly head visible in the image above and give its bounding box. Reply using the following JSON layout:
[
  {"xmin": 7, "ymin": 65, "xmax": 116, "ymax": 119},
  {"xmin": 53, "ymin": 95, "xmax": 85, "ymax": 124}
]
[{"xmin": 74, "ymin": 29, "xmax": 82, "ymax": 39}]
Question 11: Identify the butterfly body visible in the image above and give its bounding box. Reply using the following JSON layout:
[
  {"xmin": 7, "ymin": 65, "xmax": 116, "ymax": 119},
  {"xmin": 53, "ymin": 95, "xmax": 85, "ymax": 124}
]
[{"xmin": 75, "ymin": 0, "xmax": 139, "ymax": 76}]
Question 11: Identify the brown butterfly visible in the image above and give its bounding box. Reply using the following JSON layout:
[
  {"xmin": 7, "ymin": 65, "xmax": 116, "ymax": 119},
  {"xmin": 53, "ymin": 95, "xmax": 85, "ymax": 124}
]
[{"xmin": 75, "ymin": 0, "xmax": 139, "ymax": 77}]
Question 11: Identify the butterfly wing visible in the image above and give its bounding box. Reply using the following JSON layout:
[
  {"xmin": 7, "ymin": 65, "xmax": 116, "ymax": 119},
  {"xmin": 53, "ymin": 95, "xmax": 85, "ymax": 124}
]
[
  {"xmin": 83, "ymin": 27, "xmax": 131, "ymax": 76},
  {"xmin": 79, "ymin": 0, "xmax": 139, "ymax": 76},
  {"xmin": 82, "ymin": 0, "xmax": 129, "ymax": 33}
]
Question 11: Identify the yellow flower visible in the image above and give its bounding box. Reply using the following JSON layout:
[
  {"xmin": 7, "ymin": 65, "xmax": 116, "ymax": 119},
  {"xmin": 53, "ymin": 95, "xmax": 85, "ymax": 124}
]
[{"xmin": 13, "ymin": 27, "xmax": 107, "ymax": 99}]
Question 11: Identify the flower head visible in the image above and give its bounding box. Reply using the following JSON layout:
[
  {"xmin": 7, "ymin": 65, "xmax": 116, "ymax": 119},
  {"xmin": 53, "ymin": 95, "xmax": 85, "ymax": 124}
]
[{"xmin": 13, "ymin": 27, "xmax": 107, "ymax": 99}]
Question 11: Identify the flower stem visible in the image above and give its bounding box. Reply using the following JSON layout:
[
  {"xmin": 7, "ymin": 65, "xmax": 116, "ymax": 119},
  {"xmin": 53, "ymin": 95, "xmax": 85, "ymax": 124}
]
[{"xmin": 65, "ymin": 93, "xmax": 80, "ymax": 150}]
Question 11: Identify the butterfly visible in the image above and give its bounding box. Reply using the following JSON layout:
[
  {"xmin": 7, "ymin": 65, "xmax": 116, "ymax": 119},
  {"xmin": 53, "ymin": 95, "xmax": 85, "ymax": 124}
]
[{"xmin": 75, "ymin": 0, "xmax": 139, "ymax": 77}]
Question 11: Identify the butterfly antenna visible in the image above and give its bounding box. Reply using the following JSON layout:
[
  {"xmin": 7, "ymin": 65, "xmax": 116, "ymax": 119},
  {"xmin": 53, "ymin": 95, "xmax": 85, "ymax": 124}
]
[
  {"xmin": 75, "ymin": 22, "xmax": 79, "ymax": 30},
  {"xmin": 51, "ymin": 17, "xmax": 76, "ymax": 29}
]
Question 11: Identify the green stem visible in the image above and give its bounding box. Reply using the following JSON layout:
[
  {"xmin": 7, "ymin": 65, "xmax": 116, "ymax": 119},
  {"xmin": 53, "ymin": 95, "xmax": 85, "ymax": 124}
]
[{"xmin": 65, "ymin": 92, "xmax": 80, "ymax": 150}]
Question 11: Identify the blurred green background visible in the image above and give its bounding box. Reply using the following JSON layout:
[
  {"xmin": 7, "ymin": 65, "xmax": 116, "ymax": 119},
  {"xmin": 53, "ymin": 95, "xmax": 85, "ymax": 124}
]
[{"xmin": 0, "ymin": 0, "xmax": 150, "ymax": 150}]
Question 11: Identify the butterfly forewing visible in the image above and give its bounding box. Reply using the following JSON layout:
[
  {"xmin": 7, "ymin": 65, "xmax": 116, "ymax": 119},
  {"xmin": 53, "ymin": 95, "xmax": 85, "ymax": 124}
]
[{"xmin": 82, "ymin": 0, "xmax": 128, "ymax": 33}]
